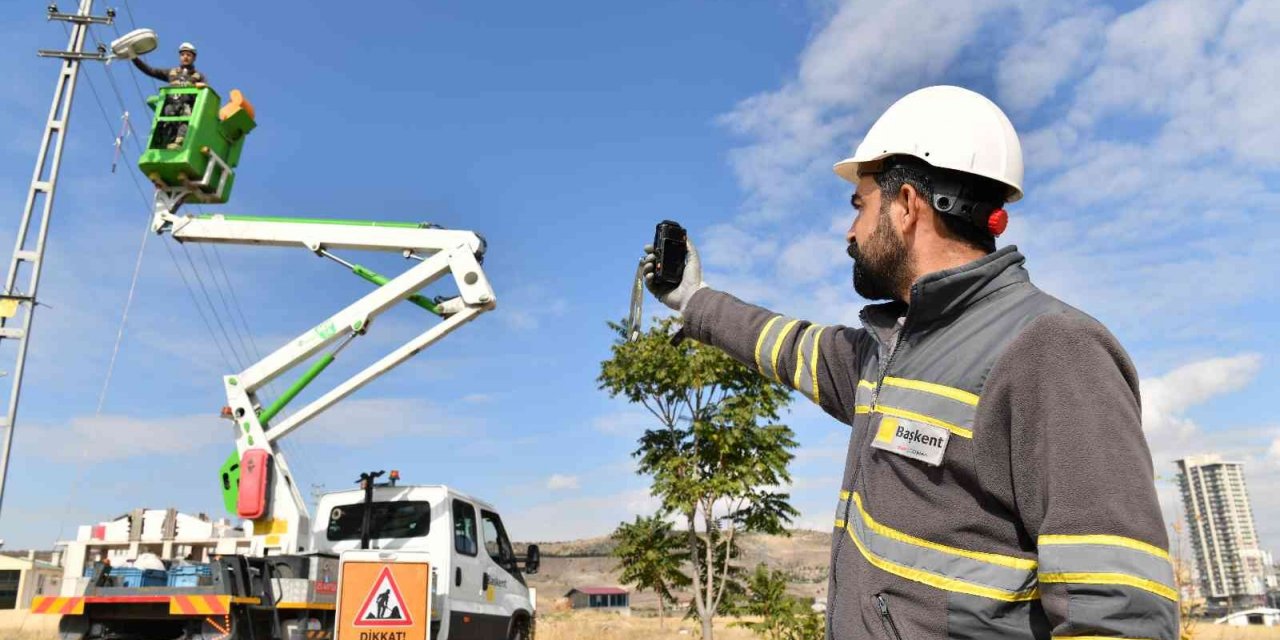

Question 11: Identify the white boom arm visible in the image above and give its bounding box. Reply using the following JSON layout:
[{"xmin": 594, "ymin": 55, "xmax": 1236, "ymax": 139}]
[{"xmin": 152, "ymin": 192, "xmax": 496, "ymax": 554}]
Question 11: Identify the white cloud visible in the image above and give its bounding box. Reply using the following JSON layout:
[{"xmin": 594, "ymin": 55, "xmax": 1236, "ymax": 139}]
[
  {"xmin": 28, "ymin": 413, "xmax": 225, "ymax": 463},
  {"xmin": 777, "ymin": 233, "xmax": 847, "ymax": 284},
  {"xmin": 545, "ymin": 474, "xmax": 580, "ymax": 491},
  {"xmin": 291, "ymin": 398, "xmax": 476, "ymax": 446},
  {"xmin": 26, "ymin": 397, "xmax": 478, "ymax": 463},
  {"xmin": 996, "ymin": 6, "xmax": 1112, "ymax": 114},
  {"xmin": 719, "ymin": 0, "xmax": 1012, "ymax": 222},
  {"xmin": 1140, "ymin": 353, "xmax": 1262, "ymax": 444}
]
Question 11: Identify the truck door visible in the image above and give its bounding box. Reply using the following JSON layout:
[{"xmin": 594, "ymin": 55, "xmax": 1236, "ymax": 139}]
[
  {"xmin": 478, "ymin": 509, "xmax": 524, "ymax": 635},
  {"xmin": 447, "ymin": 499, "xmax": 492, "ymax": 640}
]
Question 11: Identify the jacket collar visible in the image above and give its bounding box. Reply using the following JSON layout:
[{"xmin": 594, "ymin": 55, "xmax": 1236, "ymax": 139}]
[{"xmin": 860, "ymin": 245, "xmax": 1030, "ymax": 342}]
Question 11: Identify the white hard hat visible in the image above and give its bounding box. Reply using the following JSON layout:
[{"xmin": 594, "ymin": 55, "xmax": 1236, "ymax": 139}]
[
  {"xmin": 178, "ymin": 42, "xmax": 197, "ymax": 55},
  {"xmin": 834, "ymin": 85, "xmax": 1024, "ymax": 202}
]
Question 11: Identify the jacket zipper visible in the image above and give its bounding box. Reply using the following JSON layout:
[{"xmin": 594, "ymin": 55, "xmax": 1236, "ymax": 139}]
[
  {"xmin": 876, "ymin": 594, "xmax": 904, "ymax": 640},
  {"xmin": 871, "ymin": 288, "xmax": 915, "ymax": 409},
  {"xmin": 831, "ymin": 292, "xmax": 916, "ymax": 640}
]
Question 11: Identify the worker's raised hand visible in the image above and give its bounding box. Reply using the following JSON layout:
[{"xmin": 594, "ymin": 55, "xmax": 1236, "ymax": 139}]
[{"xmin": 642, "ymin": 238, "xmax": 706, "ymax": 314}]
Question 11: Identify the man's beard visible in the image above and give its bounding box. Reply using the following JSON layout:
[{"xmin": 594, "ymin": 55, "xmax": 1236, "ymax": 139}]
[{"xmin": 848, "ymin": 205, "xmax": 912, "ymax": 301}]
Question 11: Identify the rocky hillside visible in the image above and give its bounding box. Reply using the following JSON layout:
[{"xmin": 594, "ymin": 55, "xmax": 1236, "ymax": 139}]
[{"xmin": 515, "ymin": 530, "xmax": 832, "ymax": 611}]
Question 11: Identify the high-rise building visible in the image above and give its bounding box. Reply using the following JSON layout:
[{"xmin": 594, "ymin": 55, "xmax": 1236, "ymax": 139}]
[{"xmin": 1176, "ymin": 454, "xmax": 1270, "ymax": 609}]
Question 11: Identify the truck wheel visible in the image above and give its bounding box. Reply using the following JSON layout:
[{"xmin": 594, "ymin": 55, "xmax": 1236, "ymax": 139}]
[
  {"xmin": 508, "ymin": 616, "xmax": 529, "ymax": 640},
  {"xmin": 57, "ymin": 615, "xmax": 89, "ymax": 640}
]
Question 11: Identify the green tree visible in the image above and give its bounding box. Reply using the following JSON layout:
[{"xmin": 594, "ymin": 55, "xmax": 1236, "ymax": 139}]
[
  {"xmin": 737, "ymin": 564, "xmax": 825, "ymax": 640},
  {"xmin": 599, "ymin": 317, "xmax": 799, "ymax": 640},
  {"xmin": 611, "ymin": 514, "xmax": 691, "ymax": 629}
]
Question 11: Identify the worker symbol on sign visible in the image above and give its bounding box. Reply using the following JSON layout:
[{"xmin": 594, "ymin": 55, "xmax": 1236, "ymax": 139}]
[{"xmin": 353, "ymin": 567, "xmax": 414, "ymax": 627}]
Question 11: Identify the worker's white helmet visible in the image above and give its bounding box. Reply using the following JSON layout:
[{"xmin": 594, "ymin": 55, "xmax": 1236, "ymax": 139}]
[
  {"xmin": 834, "ymin": 85, "xmax": 1024, "ymax": 202},
  {"xmin": 178, "ymin": 42, "xmax": 197, "ymax": 55}
]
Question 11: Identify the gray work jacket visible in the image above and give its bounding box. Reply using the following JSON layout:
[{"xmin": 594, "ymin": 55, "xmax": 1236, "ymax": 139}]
[{"xmin": 683, "ymin": 246, "xmax": 1177, "ymax": 639}]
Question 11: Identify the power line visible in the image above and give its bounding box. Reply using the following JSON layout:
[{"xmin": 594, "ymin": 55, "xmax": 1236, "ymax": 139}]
[
  {"xmin": 181, "ymin": 243, "xmax": 249, "ymax": 370},
  {"xmin": 95, "ymin": 216, "xmax": 151, "ymax": 414},
  {"xmin": 85, "ymin": 28, "xmax": 147, "ymax": 155},
  {"xmin": 121, "ymin": 0, "xmax": 140, "ymax": 31}
]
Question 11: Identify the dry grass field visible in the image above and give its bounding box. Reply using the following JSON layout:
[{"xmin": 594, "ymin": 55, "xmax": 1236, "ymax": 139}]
[
  {"xmin": 534, "ymin": 613, "xmax": 1280, "ymax": 640},
  {"xmin": 536, "ymin": 610, "xmax": 758, "ymax": 640},
  {"xmin": 0, "ymin": 609, "xmax": 1274, "ymax": 639}
]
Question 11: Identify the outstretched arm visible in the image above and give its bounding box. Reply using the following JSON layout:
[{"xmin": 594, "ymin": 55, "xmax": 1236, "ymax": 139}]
[
  {"xmin": 683, "ymin": 289, "xmax": 864, "ymax": 424},
  {"xmin": 644, "ymin": 237, "xmax": 865, "ymax": 424},
  {"xmin": 131, "ymin": 57, "xmax": 169, "ymax": 82}
]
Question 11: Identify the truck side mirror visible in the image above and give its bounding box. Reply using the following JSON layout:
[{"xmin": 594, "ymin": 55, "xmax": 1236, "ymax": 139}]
[{"xmin": 525, "ymin": 544, "xmax": 540, "ymax": 575}]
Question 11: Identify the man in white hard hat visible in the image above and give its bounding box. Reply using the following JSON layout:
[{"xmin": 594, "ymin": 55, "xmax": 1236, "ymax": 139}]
[
  {"xmin": 132, "ymin": 41, "xmax": 207, "ymax": 88},
  {"xmin": 644, "ymin": 86, "xmax": 1176, "ymax": 639}
]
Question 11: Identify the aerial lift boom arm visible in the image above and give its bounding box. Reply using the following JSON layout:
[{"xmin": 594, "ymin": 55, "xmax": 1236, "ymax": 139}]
[{"xmin": 151, "ymin": 193, "xmax": 496, "ymax": 553}]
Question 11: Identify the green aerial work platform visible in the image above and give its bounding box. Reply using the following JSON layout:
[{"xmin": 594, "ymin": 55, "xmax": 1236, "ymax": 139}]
[{"xmin": 138, "ymin": 85, "xmax": 256, "ymax": 204}]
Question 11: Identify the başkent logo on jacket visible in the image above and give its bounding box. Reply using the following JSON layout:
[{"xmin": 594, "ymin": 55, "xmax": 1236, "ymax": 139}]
[{"xmin": 870, "ymin": 415, "xmax": 950, "ymax": 466}]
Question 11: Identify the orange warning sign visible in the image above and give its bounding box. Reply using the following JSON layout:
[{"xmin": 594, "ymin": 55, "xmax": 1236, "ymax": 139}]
[{"xmin": 337, "ymin": 561, "xmax": 430, "ymax": 640}]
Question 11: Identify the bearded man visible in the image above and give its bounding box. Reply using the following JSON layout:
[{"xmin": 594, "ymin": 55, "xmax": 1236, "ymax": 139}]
[{"xmin": 643, "ymin": 86, "xmax": 1177, "ymax": 640}]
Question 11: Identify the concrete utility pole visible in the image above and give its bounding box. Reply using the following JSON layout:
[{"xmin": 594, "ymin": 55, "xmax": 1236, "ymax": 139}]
[{"xmin": 0, "ymin": 1, "xmax": 115, "ymax": 517}]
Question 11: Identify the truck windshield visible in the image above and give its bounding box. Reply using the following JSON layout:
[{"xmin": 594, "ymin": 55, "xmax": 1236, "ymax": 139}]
[{"xmin": 326, "ymin": 501, "xmax": 432, "ymax": 541}]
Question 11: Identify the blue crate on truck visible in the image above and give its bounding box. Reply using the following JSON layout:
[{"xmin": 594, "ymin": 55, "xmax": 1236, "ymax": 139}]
[
  {"xmin": 113, "ymin": 568, "xmax": 168, "ymax": 588},
  {"xmin": 167, "ymin": 564, "xmax": 213, "ymax": 587}
]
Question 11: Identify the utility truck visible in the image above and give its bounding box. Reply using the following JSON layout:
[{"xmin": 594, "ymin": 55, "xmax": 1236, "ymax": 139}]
[{"xmin": 33, "ymin": 71, "xmax": 539, "ymax": 640}]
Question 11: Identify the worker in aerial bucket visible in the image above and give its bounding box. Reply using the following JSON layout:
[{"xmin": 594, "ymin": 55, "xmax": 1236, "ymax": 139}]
[
  {"xmin": 643, "ymin": 86, "xmax": 1176, "ymax": 639},
  {"xmin": 132, "ymin": 42, "xmax": 207, "ymax": 149},
  {"xmin": 131, "ymin": 41, "xmax": 207, "ymax": 88}
]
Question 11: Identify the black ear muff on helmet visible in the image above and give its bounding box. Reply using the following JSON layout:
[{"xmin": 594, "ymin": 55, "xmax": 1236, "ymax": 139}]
[
  {"xmin": 880, "ymin": 155, "xmax": 1011, "ymax": 237},
  {"xmin": 931, "ymin": 191, "xmax": 1009, "ymax": 237}
]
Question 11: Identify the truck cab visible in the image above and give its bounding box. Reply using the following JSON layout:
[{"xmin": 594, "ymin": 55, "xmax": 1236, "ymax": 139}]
[{"xmin": 315, "ymin": 485, "xmax": 538, "ymax": 640}]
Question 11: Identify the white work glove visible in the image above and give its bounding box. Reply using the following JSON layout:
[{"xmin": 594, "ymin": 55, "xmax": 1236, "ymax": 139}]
[{"xmin": 642, "ymin": 239, "xmax": 707, "ymax": 314}]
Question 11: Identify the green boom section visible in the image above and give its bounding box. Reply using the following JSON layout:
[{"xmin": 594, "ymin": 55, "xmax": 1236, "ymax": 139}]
[
  {"xmin": 138, "ymin": 86, "xmax": 256, "ymax": 204},
  {"xmin": 350, "ymin": 264, "xmax": 442, "ymax": 315},
  {"xmin": 257, "ymin": 352, "xmax": 336, "ymax": 427}
]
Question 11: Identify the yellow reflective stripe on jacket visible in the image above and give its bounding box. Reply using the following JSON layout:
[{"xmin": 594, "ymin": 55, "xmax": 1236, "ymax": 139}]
[
  {"xmin": 792, "ymin": 326, "xmax": 809, "ymax": 392},
  {"xmin": 842, "ymin": 522, "xmax": 1041, "ymax": 602},
  {"xmin": 1053, "ymin": 637, "xmax": 1157, "ymax": 640},
  {"xmin": 836, "ymin": 490, "xmax": 1039, "ymax": 602},
  {"xmin": 1037, "ymin": 534, "xmax": 1177, "ymax": 602},
  {"xmin": 1039, "ymin": 572, "xmax": 1177, "ymax": 602},
  {"xmin": 769, "ymin": 319, "xmax": 800, "ymax": 383},
  {"xmin": 791, "ymin": 325, "xmax": 823, "ymax": 403},
  {"xmin": 1039, "ymin": 534, "xmax": 1170, "ymax": 561},
  {"xmin": 808, "ymin": 326, "xmax": 825, "ymax": 403},
  {"xmin": 876, "ymin": 404, "xmax": 974, "ymax": 439},
  {"xmin": 753, "ymin": 316, "xmax": 782, "ymax": 374},
  {"xmin": 883, "ymin": 376, "xmax": 980, "ymax": 406},
  {"xmin": 845, "ymin": 492, "xmax": 1036, "ymax": 570},
  {"xmin": 853, "ymin": 380, "xmax": 875, "ymax": 415}
]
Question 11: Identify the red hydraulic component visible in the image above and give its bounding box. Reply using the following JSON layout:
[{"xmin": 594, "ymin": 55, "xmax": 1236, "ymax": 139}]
[{"xmin": 236, "ymin": 449, "xmax": 272, "ymax": 519}]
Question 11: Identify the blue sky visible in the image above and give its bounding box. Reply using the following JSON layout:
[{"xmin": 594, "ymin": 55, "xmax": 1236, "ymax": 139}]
[{"xmin": 0, "ymin": 0, "xmax": 1277, "ymax": 566}]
